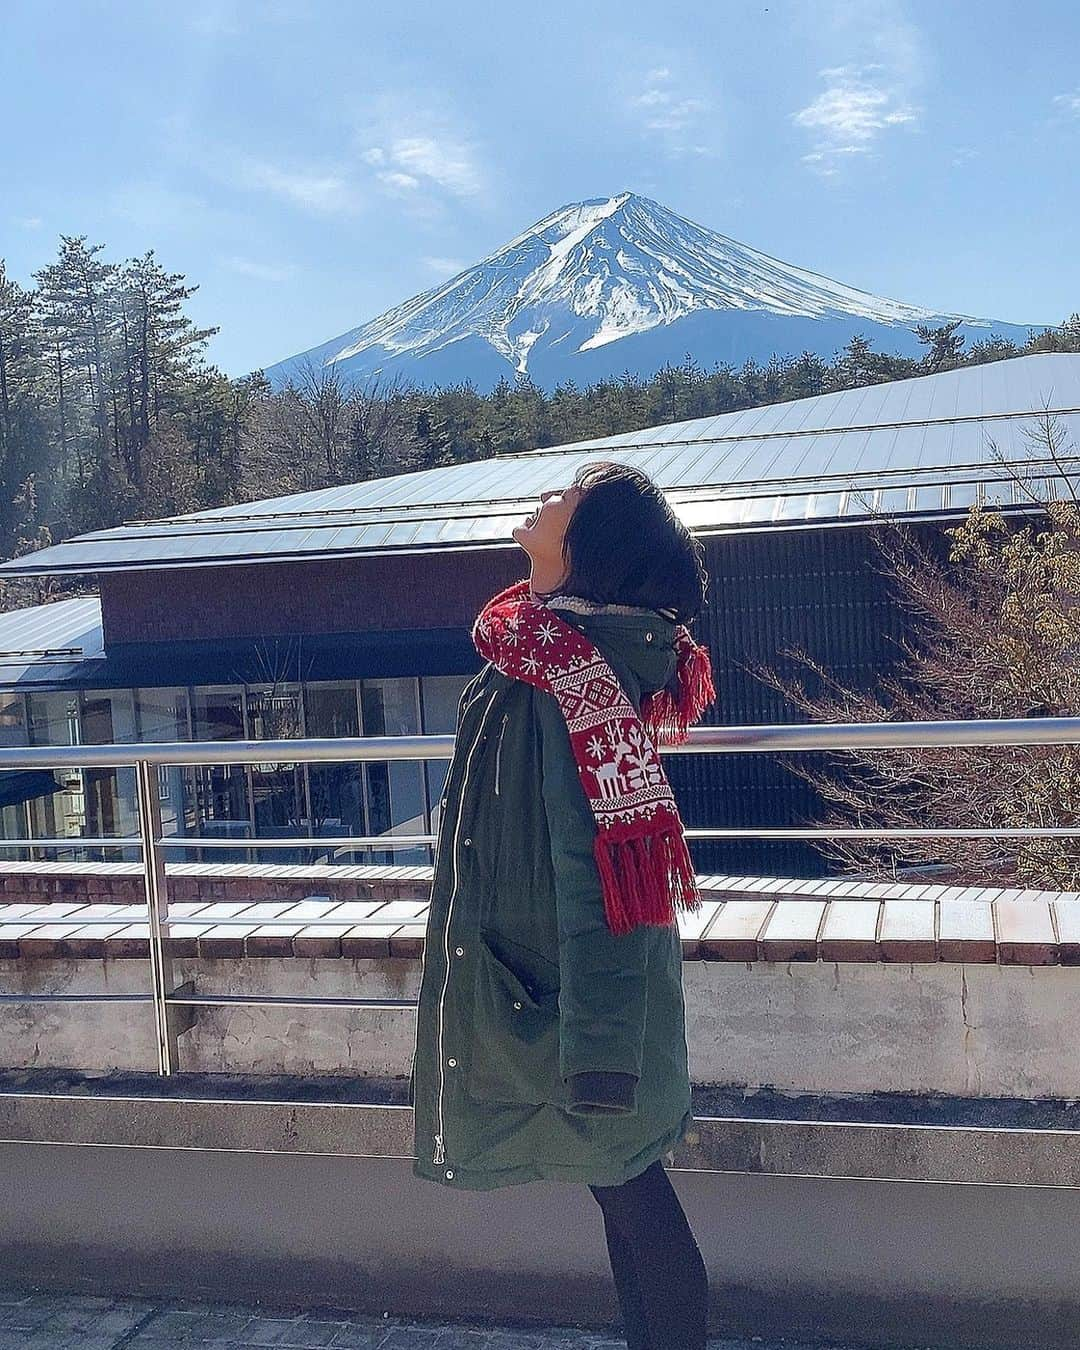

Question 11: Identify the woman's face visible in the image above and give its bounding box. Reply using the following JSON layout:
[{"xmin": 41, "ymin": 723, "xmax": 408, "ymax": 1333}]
[{"xmin": 511, "ymin": 483, "xmax": 584, "ymax": 580}]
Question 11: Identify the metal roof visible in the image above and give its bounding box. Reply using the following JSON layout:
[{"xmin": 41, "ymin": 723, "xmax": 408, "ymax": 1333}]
[
  {"xmin": 3, "ymin": 353, "xmax": 1079, "ymax": 577},
  {"xmin": 0, "ymin": 596, "xmax": 105, "ymax": 686},
  {"xmin": 0, "ymin": 592, "xmax": 489, "ymax": 691}
]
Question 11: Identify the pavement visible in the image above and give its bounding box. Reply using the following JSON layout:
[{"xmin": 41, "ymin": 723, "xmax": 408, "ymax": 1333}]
[{"xmin": 0, "ymin": 1285, "xmax": 900, "ymax": 1350}]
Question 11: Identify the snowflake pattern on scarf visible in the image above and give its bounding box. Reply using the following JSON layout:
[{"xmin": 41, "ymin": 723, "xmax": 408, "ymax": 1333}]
[{"xmin": 473, "ymin": 579, "xmax": 715, "ymax": 935}]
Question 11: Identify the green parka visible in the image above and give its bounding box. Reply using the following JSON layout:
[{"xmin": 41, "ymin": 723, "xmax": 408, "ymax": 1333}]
[{"xmin": 410, "ymin": 600, "xmax": 694, "ymax": 1191}]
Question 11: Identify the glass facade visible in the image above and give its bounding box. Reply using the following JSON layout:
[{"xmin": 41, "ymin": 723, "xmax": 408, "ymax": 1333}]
[
  {"xmin": 304, "ymin": 681, "xmax": 364, "ymax": 866},
  {"xmin": 189, "ymin": 686, "xmax": 250, "ymax": 863},
  {"xmin": 0, "ymin": 675, "xmax": 470, "ymax": 866},
  {"xmin": 246, "ymin": 682, "xmax": 306, "ymax": 863},
  {"xmin": 419, "ymin": 675, "xmax": 466, "ymax": 841},
  {"xmin": 0, "ymin": 692, "xmax": 33, "ymax": 856},
  {"xmin": 80, "ymin": 689, "xmax": 139, "ymax": 857},
  {"xmin": 360, "ymin": 679, "xmax": 425, "ymax": 866}
]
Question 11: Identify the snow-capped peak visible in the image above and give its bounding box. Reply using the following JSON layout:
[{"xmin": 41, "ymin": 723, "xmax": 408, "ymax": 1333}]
[{"xmin": 265, "ymin": 193, "xmax": 1031, "ymax": 392}]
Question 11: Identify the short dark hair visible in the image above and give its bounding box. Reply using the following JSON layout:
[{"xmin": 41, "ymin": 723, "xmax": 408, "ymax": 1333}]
[{"xmin": 557, "ymin": 461, "xmax": 709, "ymax": 625}]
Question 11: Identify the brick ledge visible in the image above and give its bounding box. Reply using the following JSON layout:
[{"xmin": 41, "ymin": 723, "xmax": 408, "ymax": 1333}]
[{"xmin": 1, "ymin": 866, "xmax": 1077, "ymax": 964}]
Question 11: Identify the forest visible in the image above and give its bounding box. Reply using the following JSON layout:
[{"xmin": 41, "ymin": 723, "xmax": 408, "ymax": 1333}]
[{"xmin": 2, "ymin": 233, "xmax": 1079, "ymax": 610}]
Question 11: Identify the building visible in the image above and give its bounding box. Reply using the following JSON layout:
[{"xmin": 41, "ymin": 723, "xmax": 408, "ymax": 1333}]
[{"xmin": 0, "ymin": 352, "xmax": 1077, "ymax": 875}]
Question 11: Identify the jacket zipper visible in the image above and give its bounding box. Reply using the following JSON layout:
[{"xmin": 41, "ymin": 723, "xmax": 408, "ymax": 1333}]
[
  {"xmin": 493, "ymin": 713, "xmax": 509, "ymax": 796},
  {"xmin": 408, "ymin": 669, "xmax": 486, "ymax": 1104},
  {"xmin": 433, "ymin": 687, "xmax": 500, "ymax": 1168}
]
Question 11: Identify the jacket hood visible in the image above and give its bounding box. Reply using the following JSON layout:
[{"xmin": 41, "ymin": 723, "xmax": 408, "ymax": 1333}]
[{"xmin": 547, "ymin": 603, "xmax": 679, "ymax": 699}]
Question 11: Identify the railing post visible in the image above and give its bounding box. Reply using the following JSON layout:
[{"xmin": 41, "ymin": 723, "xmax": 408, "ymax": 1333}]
[{"xmin": 136, "ymin": 758, "xmax": 179, "ymax": 1076}]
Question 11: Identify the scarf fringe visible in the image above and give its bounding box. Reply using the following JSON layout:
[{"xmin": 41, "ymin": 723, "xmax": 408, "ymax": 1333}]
[
  {"xmin": 594, "ymin": 824, "xmax": 703, "ymax": 936},
  {"xmin": 641, "ymin": 634, "xmax": 716, "ymax": 746}
]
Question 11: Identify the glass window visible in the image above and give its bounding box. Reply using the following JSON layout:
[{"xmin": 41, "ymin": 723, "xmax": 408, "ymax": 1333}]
[
  {"xmin": 27, "ymin": 689, "xmax": 79, "ymax": 746},
  {"xmin": 304, "ymin": 682, "xmax": 363, "ymax": 864},
  {"xmin": 0, "ymin": 798, "xmax": 28, "ymax": 857},
  {"xmin": 360, "ymin": 678, "xmax": 426, "ymax": 865},
  {"xmin": 188, "ymin": 686, "xmax": 250, "ymax": 862},
  {"xmin": 420, "ymin": 674, "xmax": 471, "ymax": 841},
  {"xmin": 134, "ymin": 687, "xmax": 191, "ymax": 842},
  {"xmin": 80, "ymin": 689, "xmax": 139, "ymax": 856},
  {"xmin": 0, "ymin": 693, "xmax": 32, "ymax": 859},
  {"xmin": 26, "ymin": 690, "xmax": 86, "ymax": 859},
  {"xmin": 420, "ymin": 675, "xmax": 467, "ymax": 733},
  {"xmin": 0, "ymin": 691, "xmax": 27, "ymax": 747},
  {"xmin": 245, "ymin": 682, "xmax": 308, "ymax": 863},
  {"xmin": 191, "ymin": 685, "xmax": 245, "ymax": 741}
]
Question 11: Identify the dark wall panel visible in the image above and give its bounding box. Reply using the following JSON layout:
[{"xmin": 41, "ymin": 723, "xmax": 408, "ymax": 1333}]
[
  {"xmin": 668, "ymin": 523, "xmax": 943, "ymax": 877},
  {"xmin": 100, "ymin": 549, "xmax": 525, "ymax": 646}
]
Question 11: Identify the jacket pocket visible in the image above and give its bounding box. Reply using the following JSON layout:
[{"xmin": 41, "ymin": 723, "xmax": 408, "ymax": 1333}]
[{"xmin": 467, "ymin": 928, "xmax": 566, "ymax": 1106}]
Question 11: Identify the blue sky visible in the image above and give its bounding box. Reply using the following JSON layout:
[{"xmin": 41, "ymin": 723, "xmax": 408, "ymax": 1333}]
[{"xmin": 4, "ymin": 0, "xmax": 1079, "ymax": 376}]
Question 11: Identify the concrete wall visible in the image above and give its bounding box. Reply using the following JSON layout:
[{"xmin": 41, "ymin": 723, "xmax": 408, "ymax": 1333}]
[
  {"xmin": 681, "ymin": 959, "xmax": 1080, "ymax": 1098},
  {"xmin": 5, "ymin": 953, "xmax": 1080, "ymax": 1099},
  {"xmin": 5, "ymin": 1138, "xmax": 1080, "ymax": 1349}
]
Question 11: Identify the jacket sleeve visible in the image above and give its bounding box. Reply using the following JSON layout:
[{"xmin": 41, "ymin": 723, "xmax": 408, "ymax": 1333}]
[{"xmin": 535, "ymin": 687, "xmax": 650, "ymax": 1116}]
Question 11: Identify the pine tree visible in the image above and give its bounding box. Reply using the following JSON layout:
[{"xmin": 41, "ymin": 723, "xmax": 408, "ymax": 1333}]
[
  {"xmin": 34, "ymin": 237, "xmax": 119, "ymax": 497},
  {"xmin": 0, "ymin": 263, "xmax": 36, "ymax": 453},
  {"xmin": 787, "ymin": 350, "xmax": 829, "ymax": 399},
  {"xmin": 914, "ymin": 319, "xmax": 966, "ymax": 373}
]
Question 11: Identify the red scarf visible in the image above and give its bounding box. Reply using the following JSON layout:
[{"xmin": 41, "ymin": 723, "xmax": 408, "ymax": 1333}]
[{"xmin": 473, "ymin": 579, "xmax": 715, "ymax": 936}]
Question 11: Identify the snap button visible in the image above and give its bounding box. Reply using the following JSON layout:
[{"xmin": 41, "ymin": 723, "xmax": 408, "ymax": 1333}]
[
  {"xmin": 455, "ymin": 946, "xmax": 464, "ymax": 956},
  {"xmin": 463, "ymin": 837, "xmax": 472, "ymax": 847},
  {"xmin": 447, "ymin": 1057, "xmax": 457, "ymax": 1067},
  {"xmin": 445, "ymin": 1169, "xmax": 454, "ymax": 1179},
  {"xmin": 513, "ymin": 1000, "xmax": 522, "ymax": 1010},
  {"xmin": 440, "ymin": 796, "xmax": 447, "ymax": 808},
  {"xmin": 645, "ymin": 631, "xmax": 654, "ymax": 643}
]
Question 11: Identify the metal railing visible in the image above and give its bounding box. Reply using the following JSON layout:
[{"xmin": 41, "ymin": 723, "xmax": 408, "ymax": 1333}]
[{"xmin": 3, "ymin": 715, "xmax": 1080, "ymax": 1076}]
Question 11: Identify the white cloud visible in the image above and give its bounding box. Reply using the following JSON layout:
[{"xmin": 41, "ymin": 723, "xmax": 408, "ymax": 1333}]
[
  {"xmin": 377, "ymin": 170, "xmax": 421, "ymax": 193},
  {"xmin": 159, "ymin": 110, "xmax": 363, "ymax": 217},
  {"xmin": 797, "ymin": 66, "xmax": 915, "ymax": 141},
  {"xmin": 625, "ymin": 66, "xmax": 716, "ymax": 157},
  {"xmin": 164, "ymin": 93, "xmax": 485, "ymax": 224},
  {"xmin": 237, "ymin": 159, "xmax": 363, "ymax": 214},
  {"xmin": 220, "ymin": 255, "xmax": 295, "ymax": 283},
  {"xmin": 792, "ymin": 2, "xmax": 923, "ymax": 178},
  {"xmin": 633, "ymin": 89, "xmax": 708, "ymax": 133},
  {"xmin": 361, "ymin": 133, "xmax": 484, "ymax": 201},
  {"xmin": 152, "ymin": 111, "xmax": 366, "ymax": 218},
  {"xmin": 13, "ymin": 216, "xmax": 43, "ymax": 230},
  {"xmin": 394, "ymin": 137, "xmax": 482, "ymax": 197},
  {"xmin": 421, "ymin": 256, "xmax": 467, "ymax": 279},
  {"xmin": 1054, "ymin": 90, "xmax": 1080, "ymax": 117},
  {"xmin": 795, "ymin": 64, "xmax": 918, "ymax": 174}
]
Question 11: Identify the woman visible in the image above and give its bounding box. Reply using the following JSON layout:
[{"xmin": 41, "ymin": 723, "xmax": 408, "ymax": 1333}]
[{"xmin": 410, "ymin": 460, "xmax": 714, "ymax": 1349}]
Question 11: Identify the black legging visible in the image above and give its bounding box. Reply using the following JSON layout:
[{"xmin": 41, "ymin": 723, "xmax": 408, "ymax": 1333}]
[{"xmin": 588, "ymin": 1158, "xmax": 709, "ymax": 1349}]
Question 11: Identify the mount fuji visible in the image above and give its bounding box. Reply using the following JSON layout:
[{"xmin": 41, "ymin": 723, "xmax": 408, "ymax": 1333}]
[{"xmin": 264, "ymin": 193, "xmax": 1039, "ymax": 393}]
